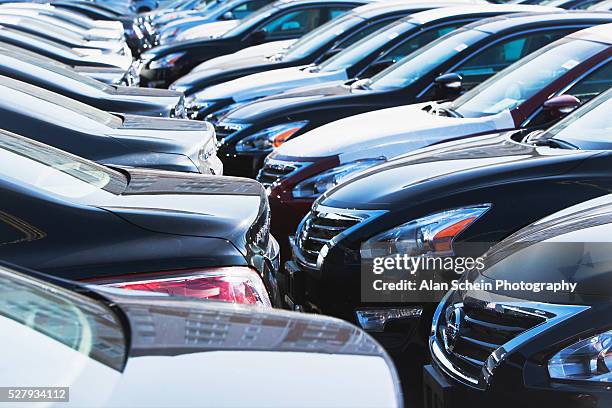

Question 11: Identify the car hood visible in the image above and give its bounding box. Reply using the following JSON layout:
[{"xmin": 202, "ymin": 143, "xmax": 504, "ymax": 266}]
[
  {"xmin": 225, "ymin": 81, "xmax": 351, "ymax": 120},
  {"xmin": 78, "ymin": 49, "xmax": 132, "ymax": 71},
  {"xmin": 276, "ymin": 102, "xmax": 516, "ymax": 163},
  {"xmin": 198, "ymin": 66, "xmax": 348, "ymax": 103},
  {"xmin": 22, "ymin": 289, "xmax": 398, "ymax": 407},
  {"xmin": 321, "ymin": 132, "xmax": 595, "ymax": 209},
  {"xmin": 474, "ymin": 192, "xmax": 612, "ymax": 301},
  {"xmin": 111, "ymin": 86, "xmax": 183, "ymax": 106},
  {"xmin": 73, "ymin": 66, "xmax": 126, "ymax": 84},
  {"xmin": 97, "ymin": 167, "xmax": 266, "ymax": 245},
  {"xmin": 177, "ymin": 19, "xmax": 239, "ymax": 41},
  {"xmin": 105, "ymin": 115, "xmax": 213, "ymax": 161}
]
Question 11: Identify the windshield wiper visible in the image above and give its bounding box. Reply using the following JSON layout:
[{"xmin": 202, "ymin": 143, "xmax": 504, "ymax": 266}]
[{"xmin": 432, "ymin": 105, "xmax": 463, "ymax": 118}]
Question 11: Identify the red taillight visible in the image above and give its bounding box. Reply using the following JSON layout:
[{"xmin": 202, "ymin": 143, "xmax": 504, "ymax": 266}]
[{"xmin": 95, "ymin": 267, "xmax": 271, "ymax": 307}]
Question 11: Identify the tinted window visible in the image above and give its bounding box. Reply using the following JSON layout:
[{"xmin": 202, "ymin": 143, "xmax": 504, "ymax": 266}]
[
  {"xmin": 283, "ymin": 13, "xmax": 362, "ymax": 60},
  {"xmin": 222, "ymin": 3, "xmax": 277, "ymax": 37},
  {"xmin": 368, "ymin": 28, "xmax": 488, "ymax": 91},
  {"xmin": 319, "ymin": 20, "xmax": 419, "ymax": 72},
  {"xmin": 565, "ymin": 60, "xmax": 612, "ymax": 103},
  {"xmin": 259, "ymin": 8, "xmax": 325, "ymax": 39},
  {"xmin": 334, "ymin": 18, "xmax": 396, "ymax": 50},
  {"xmin": 230, "ymin": 0, "xmax": 269, "ymax": 19},
  {"xmin": 381, "ymin": 24, "xmax": 462, "ymax": 62},
  {"xmin": 451, "ymin": 38, "xmax": 607, "ymax": 117},
  {"xmin": 455, "ymin": 29, "xmax": 576, "ymax": 90}
]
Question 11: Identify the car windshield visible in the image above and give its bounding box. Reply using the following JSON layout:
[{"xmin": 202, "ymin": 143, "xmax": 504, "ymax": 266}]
[
  {"xmin": 0, "ymin": 266, "xmax": 127, "ymax": 371},
  {"xmin": 368, "ymin": 28, "xmax": 488, "ymax": 91},
  {"xmin": 547, "ymin": 91, "xmax": 612, "ymax": 146},
  {"xmin": 0, "ymin": 130, "xmax": 127, "ymax": 198},
  {"xmin": 451, "ymin": 38, "xmax": 607, "ymax": 118},
  {"xmin": 0, "ymin": 76, "xmax": 123, "ymax": 128},
  {"xmin": 318, "ymin": 20, "xmax": 419, "ymax": 73},
  {"xmin": 283, "ymin": 13, "xmax": 363, "ymax": 60},
  {"xmin": 222, "ymin": 3, "xmax": 277, "ymax": 37}
]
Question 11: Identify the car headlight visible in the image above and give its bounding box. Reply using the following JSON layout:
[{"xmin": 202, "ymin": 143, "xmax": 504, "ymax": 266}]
[
  {"xmin": 235, "ymin": 121, "xmax": 308, "ymax": 153},
  {"xmin": 292, "ymin": 158, "xmax": 385, "ymax": 199},
  {"xmin": 362, "ymin": 205, "xmax": 491, "ymax": 259},
  {"xmin": 149, "ymin": 52, "xmax": 186, "ymax": 69},
  {"xmin": 548, "ymin": 329, "xmax": 612, "ymax": 383}
]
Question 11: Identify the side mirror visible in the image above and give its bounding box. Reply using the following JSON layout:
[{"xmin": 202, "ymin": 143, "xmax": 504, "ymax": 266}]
[
  {"xmin": 543, "ymin": 94, "xmax": 580, "ymax": 117},
  {"xmin": 249, "ymin": 29, "xmax": 267, "ymax": 45},
  {"xmin": 434, "ymin": 73, "xmax": 463, "ymax": 100},
  {"xmin": 222, "ymin": 11, "xmax": 234, "ymax": 20}
]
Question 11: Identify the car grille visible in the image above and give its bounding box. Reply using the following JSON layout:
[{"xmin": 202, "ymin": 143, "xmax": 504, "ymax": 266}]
[
  {"xmin": 295, "ymin": 207, "xmax": 366, "ymax": 269},
  {"xmin": 256, "ymin": 158, "xmax": 308, "ymax": 187},
  {"xmin": 214, "ymin": 121, "xmax": 247, "ymax": 143},
  {"xmin": 436, "ymin": 299, "xmax": 548, "ymax": 382}
]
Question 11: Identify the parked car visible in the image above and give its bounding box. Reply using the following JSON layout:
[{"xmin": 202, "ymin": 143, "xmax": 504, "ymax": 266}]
[
  {"xmin": 0, "ymin": 27, "xmax": 132, "ymax": 74},
  {"xmin": 426, "ymin": 192, "xmax": 612, "ymax": 407},
  {"xmin": 156, "ymin": 0, "xmax": 276, "ymax": 46},
  {"xmin": 0, "ymin": 75, "xmax": 221, "ymax": 174},
  {"xmin": 0, "ymin": 263, "xmax": 402, "ymax": 407},
  {"xmin": 171, "ymin": 1, "xmax": 485, "ymax": 97},
  {"xmin": 0, "ymin": 14, "xmax": 130, "ymax": 55},
  {"xmin": 0, "ymin": 2, "xmax": 125, "ymax": 40},
  {"xmin": 279, "ymin": 24, "xmax": 612, "ymax": 351},
  {"xmin": 0, "ymin": 130, "xmax": 278, "ymax": 306},
  {"xmin": 264, "ymin": 21, "xmax": 612, "ymax": 255},
  {"xmin": 137, "ymin": 0, "xmax": 369, "ymax": 88},
  {"xmin": 217, "ymin": 8, "xmax": 609, "ymax": 178},
  {"xmin": 0, "ymin": 44, "xmax": 187, "ymax": 118},
  {"xmin": 589, "ymin": 0, "xmax": 612, "ymax": 9}
]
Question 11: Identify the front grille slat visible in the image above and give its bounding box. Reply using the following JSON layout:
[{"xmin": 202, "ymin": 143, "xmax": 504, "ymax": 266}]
[
  {"xmin": 295, "ymin": 209, "xmax": 364, "ymax": 269},
  {"xmin": 256, "ymin": 159, "xmax": 306, "ymax": 188}
]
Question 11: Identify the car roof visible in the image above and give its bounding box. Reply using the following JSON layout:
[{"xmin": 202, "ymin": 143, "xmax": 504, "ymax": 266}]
[
  {"xmin": 567, "ymin": 21, "xmax": 612, "ymax": 42},
  {"xmin": 464, "ymin": 10, "xmax": 612, "ymax": 33},
  {"xmin": 406, "ymin": 4, "xmax": 561, "ymax": 25},
  {"xmin": 351, "ymin": 0, "xmax": 487, "ymax": 19}
]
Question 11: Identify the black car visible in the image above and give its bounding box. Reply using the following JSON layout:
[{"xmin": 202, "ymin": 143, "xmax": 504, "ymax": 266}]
[
  {"xmin": 169, "ymin": 0, "xmax": 474, "ymax": 96},
  {"xmin": 138, "ymin": 0, "xmax": 369, "ymax": 88},
  {"xmin": 0, "ymin": 130, "xmax": 279, "ymax": 306},
  {"xmin": 0, "ymin": 43, "xmax": 187, "ymax": 118},
  {"xmin": 0, "ymin": 75, "xmax": 221, "ymax": 174},
  {"xmin": 0, "ymin": 263, "xmax": 402, "ymax": 407},
  {"xmin": 217, "ymin": 10, "xmax": 612, "ymax": 177},
  {"xmin": 283, "ymin": 77, "xmax": 612, "ymax": 352},
  {"xmin": 426, "ymin": 192, "xmax": 612, "ymax": 407}
]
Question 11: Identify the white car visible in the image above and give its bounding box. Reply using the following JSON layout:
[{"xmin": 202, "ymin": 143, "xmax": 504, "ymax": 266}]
[{"xmin": 0, "ymin": 264, "xmax": 403, "ymax": 407}]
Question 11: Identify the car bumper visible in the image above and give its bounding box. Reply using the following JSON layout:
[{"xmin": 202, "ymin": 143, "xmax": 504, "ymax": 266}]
[{"xmin": 217, "ymin": 146, "xmax": 268, "ymax": 178}]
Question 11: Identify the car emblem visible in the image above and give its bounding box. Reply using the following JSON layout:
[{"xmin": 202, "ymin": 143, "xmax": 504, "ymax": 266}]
[{"xmin": 443, "ymin": 305, "xmax": 463, "ymax": 353}]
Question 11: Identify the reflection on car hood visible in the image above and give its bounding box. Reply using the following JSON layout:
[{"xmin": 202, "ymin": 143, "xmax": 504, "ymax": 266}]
[
  {"xmin": 99, "ymin": 168, "xmax": 265, "ymax": 243},
  {"xmin": 82, "ymin": 290, "xmax": 399, "ymax": 407},
  {"xmin": 177, "ymin": 19, "xmax": 239, "ymax": 40},
  {"xmin": 321, "ymin": 132, "xmax": 593, "ymax": 209},
  {"xmin": 225, "ymin": 82, "xmax": 351, "ymax": 120},
  {"xmin": 276, "ymin": 102, "xmax": 516, "ymax": 163},
  {"xmin": 198, "ymin": 65, "xmax": 347, "ymax": 102},
  {"xmin": 112, "ymin": 86, "xmax": 182, "ymax": 98}
]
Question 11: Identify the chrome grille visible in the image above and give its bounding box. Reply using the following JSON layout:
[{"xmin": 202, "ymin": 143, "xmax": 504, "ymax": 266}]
[
  {"xmin": 295, "ymin": 208, "xmax": 365, "ymax": 268},
  {"xmin": 256, "ymin": 158, "xmax": 308, "ymax": 187}
]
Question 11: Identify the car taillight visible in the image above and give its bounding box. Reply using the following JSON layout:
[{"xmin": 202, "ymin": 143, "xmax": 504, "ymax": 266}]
[{"xmin": 93, "ymin": 267, "xmax": 271, "ymax": 307}]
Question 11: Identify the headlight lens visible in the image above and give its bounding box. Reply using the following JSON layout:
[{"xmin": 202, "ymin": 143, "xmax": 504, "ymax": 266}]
[
  {"xmin": 362, "ymin": 205, "xmax": 491, "ymax": 259},
  {"xmin": 235, "ymin": 121, "xmax": 308, "ymax": 153},
  {"xmin": 549, "ymin": 330, "xmax": 612, "ymax": 383},
  {"xmin": 149, "ymin": 51, "xmax": 186, "ymax": 69},
  {"xmin": 292, "ymin": 158, "xmax": 384, "ymax": 199}
]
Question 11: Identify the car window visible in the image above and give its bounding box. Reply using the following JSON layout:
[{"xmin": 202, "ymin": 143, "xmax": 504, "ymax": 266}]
[
  {"xmin": 334, "ymin": 18, "xmax": 395, "ymax": 50},
  {"xmin": 565, "ymin": 60, "xmax": 612, "ymax": 103},
  {"xmin": 329, "ymin": 6, "xmax": 350, "ymax": 19},
  {"xmin": 230, "ymin": 0, "xmax": 269, "ymax": 19},
  {"xmin": 0, "ymin": 267, "xmax": 127, "ymax": 371},
  {"xmin": 455, "ymin": 28, "xmax": 577, "ymax": 91},
  {"xmin": 381, "ymin": 23, "xmax": 463, "ymax": 63},
  {"xmin": 222, "ymin": 3, "xmax": 277, "ymax": 37},
  {"xmin": 367, "ymin": 28, "xmax": 488, "ymax": 91},
  {"xmin": 0, "ymin": 131, "xmax": 127, "ymax": 198},
  {"xmin": 259, "ymin": 8, "xmax": 325, "ymax": 39},
  {"xmin": 319, "ymin": 20, "xmax": 419, "ymax": 73},
  {"xmin": 283, "ymin": 13, "xmax": 362, "ymax": 60},
  {"xmin": 450, "ymin": 38, "xmax": 608, "ymax": 118}
]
